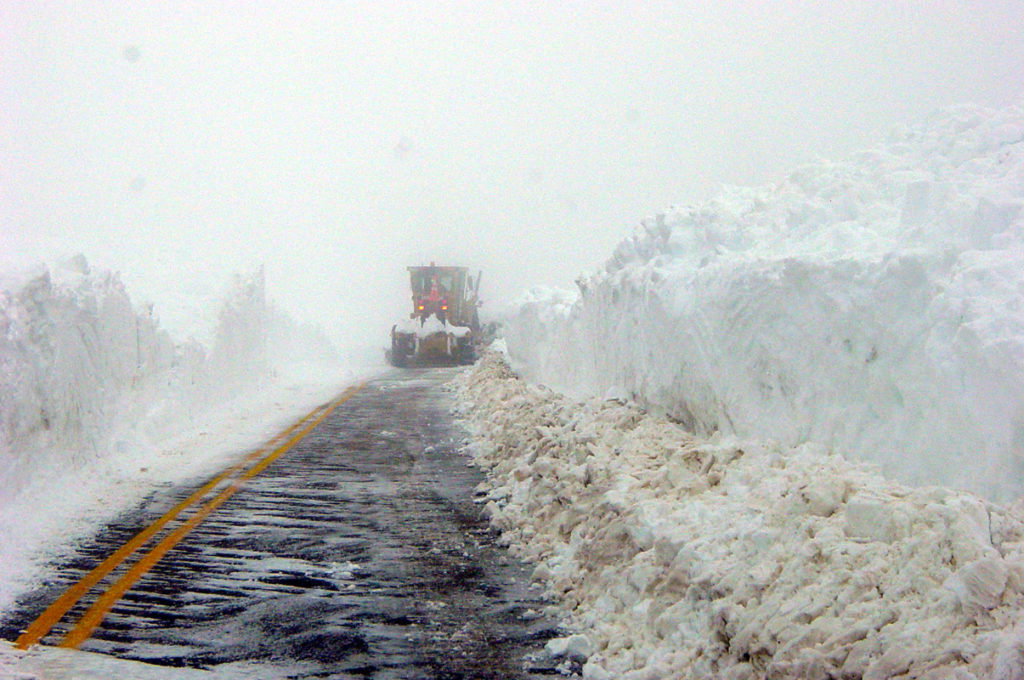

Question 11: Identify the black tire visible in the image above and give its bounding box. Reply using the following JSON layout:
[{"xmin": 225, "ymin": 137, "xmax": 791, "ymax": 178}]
[
  {"xmin": 390, "ymin": 331, "xmax": 412, "ymax": 368},
  {"xmin": 456, "ymin": 337, "xmax": 476, "ymax": 365}
]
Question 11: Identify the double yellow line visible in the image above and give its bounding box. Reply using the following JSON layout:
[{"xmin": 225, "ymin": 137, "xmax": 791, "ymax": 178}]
[{"xmin": 15, "ymin": 382, "xmax": 365, "ymax": 651}]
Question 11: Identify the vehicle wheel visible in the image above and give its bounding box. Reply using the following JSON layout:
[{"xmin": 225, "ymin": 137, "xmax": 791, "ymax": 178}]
[
  {"xmin": 391, "ymin": 334, "xmax": 411, "ymax": 367},
  {"xmin": 456, "ymin": 338, "xmax": 476, "ymax": 365}
]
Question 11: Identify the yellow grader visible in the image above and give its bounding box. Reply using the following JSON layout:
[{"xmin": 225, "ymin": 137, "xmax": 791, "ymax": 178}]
[{"xmin": 388, "ymin": 263, "xmax": 482, "ymax": 367}]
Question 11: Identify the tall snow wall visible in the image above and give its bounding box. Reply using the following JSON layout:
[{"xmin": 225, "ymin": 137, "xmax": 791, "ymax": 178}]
[
  {"xmin": 505, "ymin": 103, "xmax": 1024, "ymax": 501},
  {"xmin": 0, "ymin": 256, "xmax": 336, "ymax": 503},
  {"xmin": 0, "ymin": 256, "xmax": 178, "ymax": 496}
]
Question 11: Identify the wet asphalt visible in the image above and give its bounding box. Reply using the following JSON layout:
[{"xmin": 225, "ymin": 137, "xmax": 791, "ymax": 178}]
[{"xmin": 1, "ymin": 368, "xmax": 569, "ymax": 679}]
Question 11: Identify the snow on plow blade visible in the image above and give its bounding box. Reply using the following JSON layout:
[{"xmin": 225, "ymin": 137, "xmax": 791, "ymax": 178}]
[{"xmin": 389, "ymin": 317, "xmax": 476, "ymax": 367}]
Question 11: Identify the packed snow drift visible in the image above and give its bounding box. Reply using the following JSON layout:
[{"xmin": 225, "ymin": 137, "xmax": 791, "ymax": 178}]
[
  {"xmin": 457, "ymin": 349, "xmax": 1024, "ymax": 679},
  {"xmin": 504, "ymin": 103, "xmax": 1024, "ymax": 502},
  {"xmin": 0, "ymin": 256, "xmax": 355, "ymax": 612}
]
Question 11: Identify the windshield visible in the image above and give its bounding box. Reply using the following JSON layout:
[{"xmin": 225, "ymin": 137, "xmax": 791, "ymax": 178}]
[{"xmin": 411, "ymin": 269, "xmax": 459, "ymax": 296}]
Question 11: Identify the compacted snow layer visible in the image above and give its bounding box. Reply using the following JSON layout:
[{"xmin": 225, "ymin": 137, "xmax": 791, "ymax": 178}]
[
  {"xmin": 0, "ymin": 640, "xmax": 214, "ymax": 679},
  {"xmin": 0, "ymin": 256, "xmax": 358, "ymax": 613},
  {"xmin": 504, "ymin": 103, "xmax": 1024, "ymax": 501},
  {"xmin": 457, "ymin": 351, "xmax": 1024, "ymax": 680}
]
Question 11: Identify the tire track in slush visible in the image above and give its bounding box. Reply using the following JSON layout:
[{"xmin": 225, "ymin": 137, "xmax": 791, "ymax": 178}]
[{"xmin": 2, "ymin": 369, "xmax": 566, "ymax": 679}]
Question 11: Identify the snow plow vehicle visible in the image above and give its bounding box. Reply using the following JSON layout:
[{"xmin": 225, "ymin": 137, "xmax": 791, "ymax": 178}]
[{"xmin": 387, "ymin": 263, "xmax": 482, "ymax": 367}]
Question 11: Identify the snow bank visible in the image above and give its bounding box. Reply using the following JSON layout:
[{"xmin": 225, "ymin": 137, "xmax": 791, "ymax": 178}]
[
  {"xmin": 504, "ymin": 102, "xmax": 1024, "ymax": 502},
  {"xmin": 457, "ymin": 350, "xmax": 1024, "ymax": 680},
  {"xmin": 0, "ymin": 255, "xmax": 181, "ymax": 501},
  {"xmin": 0, "ymin": 256, "xmax": 353, "ymax": 611}
]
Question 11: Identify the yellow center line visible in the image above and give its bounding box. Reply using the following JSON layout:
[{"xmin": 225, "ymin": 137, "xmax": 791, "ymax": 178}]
[
  {"xmin": 13, "ymin": 404, "xmax": 326, "ymax": 651},
  {"xmin": 14, "ymin": 383, "xmax": 363, "ymax": 650},
  {"xmin": 60, "ymin": 384, "xmax": 364, "ymax": 649}
]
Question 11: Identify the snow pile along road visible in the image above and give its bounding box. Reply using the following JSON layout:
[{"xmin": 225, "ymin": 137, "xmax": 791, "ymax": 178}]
[
  {"xmin": 0, "ymin": 254, "xmax": 185, "ymax": 502},
  {"xmin": 505, "ymin": 102, "xmax": 1024, "ymax": 501},
  {"xmin": 0, "ymin": 256, "xmax": 351, "ymax": 611},
  {"xmin": 457, "ymin": 350, "xmax": 1024, "ymax": 680}
]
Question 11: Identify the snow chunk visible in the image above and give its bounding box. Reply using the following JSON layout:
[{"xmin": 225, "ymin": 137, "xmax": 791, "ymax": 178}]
[
  {"xmin": 545, "ymin": 634, "xmax": 593, "ymax": 662},
  {"xmin": 844, "ymin": 492, "xmax": 910, "ymax": 542},
  {"xmin": 945, "ymin": 557, "xmax": 1009, "ymax": 615}
]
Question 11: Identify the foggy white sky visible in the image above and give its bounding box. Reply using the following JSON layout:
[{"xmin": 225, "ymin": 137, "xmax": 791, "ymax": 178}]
[{"xmin": 2, "ymin": 2, "xmax": 1023, "ymax": 350}]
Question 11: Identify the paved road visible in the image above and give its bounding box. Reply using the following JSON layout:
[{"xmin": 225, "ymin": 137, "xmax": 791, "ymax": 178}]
[{"xmin": 2, "ymin": 369, "xmax": 566, "ymax": 679}]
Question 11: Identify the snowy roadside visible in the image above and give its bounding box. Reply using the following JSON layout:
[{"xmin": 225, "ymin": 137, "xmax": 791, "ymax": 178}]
[
  {"xmin": 0, "ymin": 368, "xmax": 371, "ymax": 608},
  {"xmin": 0, "ymin": 370, "xmax": 387, "ymax": 680},
  {"xmin": 0, "ymin": 257, "xmax": 381, "ymax": 616},
  {"xmin": 455, "ymin": 349, "xmax": 1024, "ymax": 680}
]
